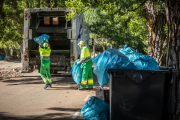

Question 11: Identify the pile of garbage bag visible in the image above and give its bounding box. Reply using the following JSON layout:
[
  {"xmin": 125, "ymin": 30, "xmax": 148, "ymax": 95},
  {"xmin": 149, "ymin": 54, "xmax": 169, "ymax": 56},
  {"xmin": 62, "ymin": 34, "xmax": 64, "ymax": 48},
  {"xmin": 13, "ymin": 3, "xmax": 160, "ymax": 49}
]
[
  {"xmin": 119, "ymin": 44, "xmax": 159, "ymax": 70},
  {"xmin": 92, "ymin": 49, "xmax": 132, "ymax": 88},
  {"xmin": 81, "ymin": 96, "xmax": 109, "ymax": 120},
  {"xmin": 0, "ymin": 56, "xmax": 4, "ymax": 60},
  {"xmin": 33, "ymin": 34, "xmax": 50, "ymax": 45},
  {"xmin": 92, "ymin": 45, "xmax": 159, "ymax": 88},
  {"xmin": 71, "ymin": 61, "xmax": 82, "ymax": 84},
  {"xmin": 4, "ymin": 56, "xmax": 12, "ymax": 60}
]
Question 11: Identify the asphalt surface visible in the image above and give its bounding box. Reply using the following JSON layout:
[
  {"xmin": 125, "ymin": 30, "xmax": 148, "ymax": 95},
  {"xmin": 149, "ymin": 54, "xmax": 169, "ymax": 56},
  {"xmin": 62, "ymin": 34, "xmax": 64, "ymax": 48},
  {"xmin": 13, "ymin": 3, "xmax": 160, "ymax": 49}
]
[{"xmin": 0, "ymin": 72, "xmax": 108, "ymax": 120}]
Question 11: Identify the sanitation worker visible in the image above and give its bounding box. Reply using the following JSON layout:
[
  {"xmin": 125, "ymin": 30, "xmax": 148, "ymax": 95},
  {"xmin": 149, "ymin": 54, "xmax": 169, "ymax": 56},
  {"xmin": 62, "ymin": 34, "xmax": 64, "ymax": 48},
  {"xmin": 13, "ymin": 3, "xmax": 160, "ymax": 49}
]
[
  {"xmin": 77, "ymin": 41, "xmax": 93, "ymax": 90},
  {"xmin": 39, "ymin": 39, "xmax": 52, "ymax": 89}
]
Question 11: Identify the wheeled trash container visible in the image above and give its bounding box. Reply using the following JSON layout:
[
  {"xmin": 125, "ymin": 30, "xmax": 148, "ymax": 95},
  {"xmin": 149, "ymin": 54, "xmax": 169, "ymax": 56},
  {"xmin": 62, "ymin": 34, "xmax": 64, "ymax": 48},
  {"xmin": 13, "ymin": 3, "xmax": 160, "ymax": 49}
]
[{"xmin": 107, "ymin": 67, "xmax": 176, "ymax": 120}]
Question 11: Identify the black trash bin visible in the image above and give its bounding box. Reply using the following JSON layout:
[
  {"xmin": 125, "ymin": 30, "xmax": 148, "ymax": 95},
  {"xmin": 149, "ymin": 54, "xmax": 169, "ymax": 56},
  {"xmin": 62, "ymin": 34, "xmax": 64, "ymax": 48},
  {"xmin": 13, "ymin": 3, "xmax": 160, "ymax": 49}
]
[{"xmin": 107, "ymin": 68, "xmax": 176, "ymax": 120}]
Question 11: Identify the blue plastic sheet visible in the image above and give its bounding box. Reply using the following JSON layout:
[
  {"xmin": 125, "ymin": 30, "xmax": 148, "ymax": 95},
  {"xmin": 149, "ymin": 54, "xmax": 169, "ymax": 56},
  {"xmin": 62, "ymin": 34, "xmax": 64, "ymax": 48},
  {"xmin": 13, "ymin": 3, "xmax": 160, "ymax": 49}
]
[
  {"xmin": 4, "ymin": 56, "xmax": 12, "ymax": 60},
  {"xmin": 71, "ymin": 61, "xmax": 82, "ymax": 84},
  {"xmin": 92, "ymin": 49, "xmax": 132, "ymax": 88},
  {"xmin": 0, "ymin": 56, "xmax": 4, "ymax": 60},
  {"xmin": 81, "ymin": 96, "xmax": 109, "ymax": 120},
  {"xmin": 119, "ymin": 44, "xmax": 159, "ymax": 70},
  {"xmin": 33, "ymin": 34, "xmax": 50, "ymax": 45}
]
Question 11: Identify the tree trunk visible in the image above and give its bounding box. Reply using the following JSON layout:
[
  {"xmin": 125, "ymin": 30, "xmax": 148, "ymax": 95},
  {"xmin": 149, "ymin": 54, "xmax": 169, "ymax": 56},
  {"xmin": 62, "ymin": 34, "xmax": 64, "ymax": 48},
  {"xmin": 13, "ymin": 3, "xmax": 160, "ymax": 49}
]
[
  {"xmin": 165, "ymin": 0, "xmax": 180, "ymax": 119},
  {"xmin": 165, "ymin": 0, "xmax": 180, "ymax": 70},
  {"xmin": 145, "ymin": 1, "xmax": 167, "ymax": 66},
  {"xmin": 102, "ymin": 38, "xmax": 106, "ymax": 51},
  {"xmin": 4, "ymin": 48, "xmax": 9, "ymax": 61}
]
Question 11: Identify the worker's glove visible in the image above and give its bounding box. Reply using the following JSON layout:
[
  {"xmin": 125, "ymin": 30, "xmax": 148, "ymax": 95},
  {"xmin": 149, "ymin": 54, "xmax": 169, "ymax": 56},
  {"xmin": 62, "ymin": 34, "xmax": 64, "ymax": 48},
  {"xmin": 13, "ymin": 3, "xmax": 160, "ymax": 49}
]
[
  {"xmin": 76, "ymin": 59, "xmax": 80, "ymax": 62},
  {"xmin": 41, "ymin": 40, "xmax": 44, "ymax": 44},
  {"xmin": 77, "ymin": 61, "xmax": 80, "ymax": 65}
]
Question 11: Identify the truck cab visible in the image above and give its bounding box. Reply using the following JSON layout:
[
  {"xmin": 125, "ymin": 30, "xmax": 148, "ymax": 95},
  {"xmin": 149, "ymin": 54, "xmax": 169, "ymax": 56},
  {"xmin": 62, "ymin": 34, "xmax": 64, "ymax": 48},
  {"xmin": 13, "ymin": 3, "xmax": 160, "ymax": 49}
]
[{"xmin": 22, "ymin": 8, "xmax": 89, "ymax": 73}]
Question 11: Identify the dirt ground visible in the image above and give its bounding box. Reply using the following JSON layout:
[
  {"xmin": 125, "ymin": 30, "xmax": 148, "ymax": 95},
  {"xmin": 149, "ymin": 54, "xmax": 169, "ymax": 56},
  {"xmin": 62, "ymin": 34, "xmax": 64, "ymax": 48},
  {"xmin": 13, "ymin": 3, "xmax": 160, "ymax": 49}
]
[{"xmin": 0, "ymin": 60, "xmax": 23, "ymax": 79}]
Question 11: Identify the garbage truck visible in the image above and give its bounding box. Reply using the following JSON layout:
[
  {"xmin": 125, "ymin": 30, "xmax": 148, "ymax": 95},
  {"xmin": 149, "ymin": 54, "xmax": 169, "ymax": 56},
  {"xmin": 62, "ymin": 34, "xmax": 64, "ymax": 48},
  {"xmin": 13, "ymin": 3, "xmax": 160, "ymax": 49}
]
[{"xmin": 22, "ymin": 7, "xmax": 89, "ymax": 73}]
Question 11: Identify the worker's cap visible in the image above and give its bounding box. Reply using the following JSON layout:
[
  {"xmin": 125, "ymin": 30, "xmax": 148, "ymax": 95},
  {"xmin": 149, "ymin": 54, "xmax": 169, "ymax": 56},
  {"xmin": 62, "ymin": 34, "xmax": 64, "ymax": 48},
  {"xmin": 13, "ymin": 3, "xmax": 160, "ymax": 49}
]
[
  {"xmin": 77, "ymin": 41, "xmax": 85, "ymax": 45},
  {"xmin": 43, "ymin": 43, "xmax": 48, "ymax": 48}
]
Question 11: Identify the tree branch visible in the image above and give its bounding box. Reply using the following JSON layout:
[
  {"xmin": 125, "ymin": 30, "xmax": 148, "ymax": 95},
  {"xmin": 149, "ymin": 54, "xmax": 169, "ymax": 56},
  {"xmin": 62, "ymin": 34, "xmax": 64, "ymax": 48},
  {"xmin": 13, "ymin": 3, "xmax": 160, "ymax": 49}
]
[{"xmin": 130, "ymin": 0, "xmax": 147, "ymax": 12}]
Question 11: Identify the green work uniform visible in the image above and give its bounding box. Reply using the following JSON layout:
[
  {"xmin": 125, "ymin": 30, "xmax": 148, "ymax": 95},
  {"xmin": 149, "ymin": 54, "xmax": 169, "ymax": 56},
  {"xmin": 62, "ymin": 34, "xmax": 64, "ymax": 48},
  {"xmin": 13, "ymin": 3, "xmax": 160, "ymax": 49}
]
[
  {"xmin": 80, "ymin": 45, "xmax": 93, "ymax": 88},
  {"xmin": 39, "ymin": 47, "xmax": 51, "ymax": 84}
]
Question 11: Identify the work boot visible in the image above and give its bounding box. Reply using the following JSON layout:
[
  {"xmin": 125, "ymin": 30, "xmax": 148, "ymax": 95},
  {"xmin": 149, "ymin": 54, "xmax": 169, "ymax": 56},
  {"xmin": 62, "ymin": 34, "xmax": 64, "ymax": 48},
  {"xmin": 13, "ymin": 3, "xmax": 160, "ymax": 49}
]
[
  {"xmin": 44, "ymin": 84, "xmax": 50, "ymax": 89},
  {"xmin": 78, "ymin": 85, "xmax": 86, "ymax": 90},
  {"xmin": 47, "ymin": 79, "xmax": 52, "ymax": 87},
  {"xmin": 49, "ymin": 83, "xmax": 52, "ymax": 87},
  {"xmin": 44, "ymin": 81, "xmax": 51, "ymax": 89},
  {"xmin": 87, "ymin": 85, "xmax": 93, "ymax": 90},
  {"xmin": 43, "ymin": 77, "xmax": 48, "ymax": 83}
]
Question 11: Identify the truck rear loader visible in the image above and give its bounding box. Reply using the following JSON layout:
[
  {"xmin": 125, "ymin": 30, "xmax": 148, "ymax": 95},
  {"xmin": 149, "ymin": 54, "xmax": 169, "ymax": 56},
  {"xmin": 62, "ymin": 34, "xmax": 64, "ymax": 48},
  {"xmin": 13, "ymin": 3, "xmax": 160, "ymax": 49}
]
[{"xmin": 22, "ymin": 7, "xmax": 89, "ymax": 73}]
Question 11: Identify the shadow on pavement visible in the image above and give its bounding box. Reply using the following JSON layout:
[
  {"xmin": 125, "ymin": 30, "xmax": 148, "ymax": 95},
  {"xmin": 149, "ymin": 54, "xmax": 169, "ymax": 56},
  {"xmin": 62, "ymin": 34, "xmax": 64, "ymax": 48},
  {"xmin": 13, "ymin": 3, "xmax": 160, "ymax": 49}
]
[
  {"xmin": 47, "ymin": 107, "xmax": 81, "ymax": 112},
  {"xmin": 45, "ymin": 86, "xmax": 78, "ymax": 90},
  {"xmin": 0, "ymin": 108, "xmax": 84, "ymax": 120},
  {"xmin": 0, "ymin": 73, "xmax": 107, "ymax": 89}
]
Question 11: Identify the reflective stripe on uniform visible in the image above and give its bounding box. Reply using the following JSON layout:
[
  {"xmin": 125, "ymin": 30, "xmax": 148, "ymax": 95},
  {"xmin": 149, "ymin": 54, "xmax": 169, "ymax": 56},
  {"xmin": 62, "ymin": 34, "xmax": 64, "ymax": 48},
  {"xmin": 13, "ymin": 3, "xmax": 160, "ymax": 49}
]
[
  {"xmin": 43, "ymin": 77, "xmax": 48, "ymax": 83},
  {"xmin": 41, "ymin": 56, "xmax": 50, "ymax": 58},
  {"xmin": 83, "ymin": 58, "xmax": 92, "ymax": 63},
  {"xmin": 40, "ymin": 56, "xmax": 50, "ymax": 60},
  {"xmin": 48, "ymin": 79, "xmax": 51, "ymax": 83},
  {"xmin": 88, "ymin": 78, "xmax": 93, "ymax": 85},
  {"xmin": 81, "ymin": 79, "xmax": 87, "ymax": 85},
  {"xmin": 81, "ymin": 56, "xmax": 91, "ymax": 63}
]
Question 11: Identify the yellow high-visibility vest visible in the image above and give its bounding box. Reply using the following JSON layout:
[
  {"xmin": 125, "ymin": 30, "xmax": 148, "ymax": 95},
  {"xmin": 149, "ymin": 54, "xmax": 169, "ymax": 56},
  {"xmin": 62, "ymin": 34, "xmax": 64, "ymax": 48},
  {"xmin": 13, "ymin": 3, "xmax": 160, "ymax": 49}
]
[
  {"xmin": 80, "ymin": 46, "xmax": 90, "ymax": 60},
  {"xmin": 39, "ymin": 47, "xmax": 51, "ymax": 57}
]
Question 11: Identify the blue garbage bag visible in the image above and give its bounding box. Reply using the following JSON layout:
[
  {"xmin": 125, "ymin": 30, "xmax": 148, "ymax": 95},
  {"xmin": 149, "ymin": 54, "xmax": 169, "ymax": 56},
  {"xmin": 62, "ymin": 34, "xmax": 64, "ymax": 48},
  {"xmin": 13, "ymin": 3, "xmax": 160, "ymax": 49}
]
[
  {"xmin": 119, "ymin": 44, "xmax": 159, "ymax": 70},
  {"xmin": 0, "ymin": 56, "xmax": 4, "ymax": 60},
  {"xmin": 4, "ymin": 56, "xmax": 12, "ymax": 60},
  {"xmin": 132, "ymin": 54, "xmax": 160, "ymax": 70},
  {"xmin": 71, "ymin": 61, "xmax": 82, "ymax": 84},
  {"xmin": 92, "ymin": 49, "xmax": 132, "ymax": 88},
  {"xmin": 33, "ymin": 34, "xmax": 50, "ymax": 45},
  {"xmin": 81, "ymin": 96, "xmax": 109, "ymax": 120}
]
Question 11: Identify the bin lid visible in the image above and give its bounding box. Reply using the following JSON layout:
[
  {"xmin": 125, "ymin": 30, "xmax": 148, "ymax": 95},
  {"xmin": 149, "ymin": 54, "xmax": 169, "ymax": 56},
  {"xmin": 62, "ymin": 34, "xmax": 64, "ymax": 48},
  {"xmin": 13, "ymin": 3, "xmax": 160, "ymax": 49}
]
[{"xmin": 107, "ymin": 68, "xmax": 172, "ymax": 74}]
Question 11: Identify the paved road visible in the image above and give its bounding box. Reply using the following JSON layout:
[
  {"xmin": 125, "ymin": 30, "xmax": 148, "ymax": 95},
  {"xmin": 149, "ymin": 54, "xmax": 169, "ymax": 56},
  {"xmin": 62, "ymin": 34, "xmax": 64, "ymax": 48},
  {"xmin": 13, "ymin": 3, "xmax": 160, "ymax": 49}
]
[{"xmin": 0, "ymin": 72, "xmax": 107, "ymax": 120}]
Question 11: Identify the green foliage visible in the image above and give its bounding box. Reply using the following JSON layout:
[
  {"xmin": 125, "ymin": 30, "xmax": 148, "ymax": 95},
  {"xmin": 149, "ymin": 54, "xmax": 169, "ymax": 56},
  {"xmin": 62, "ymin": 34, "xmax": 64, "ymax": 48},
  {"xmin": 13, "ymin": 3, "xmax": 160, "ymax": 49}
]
[
  {"xmin": 0, "ymin": 0, "xmax": 66, "ymax": 57},
  {"xmin": 154, "ymin": 1, "xmax": 166, "ymax": 14},
  {"xmin": 0, "ymin": 0, "xmax": 24, "ymax": 57},
  {"xmin": 66, "ymin": 0, "xmax": 148, "ymax": 53}
]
